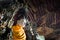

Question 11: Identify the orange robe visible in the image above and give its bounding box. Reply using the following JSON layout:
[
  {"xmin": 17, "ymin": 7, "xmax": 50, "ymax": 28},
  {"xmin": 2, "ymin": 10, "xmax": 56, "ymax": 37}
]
[{"xmin": 12, "ymin": 24, "xmax": 26, "ymax": 40}]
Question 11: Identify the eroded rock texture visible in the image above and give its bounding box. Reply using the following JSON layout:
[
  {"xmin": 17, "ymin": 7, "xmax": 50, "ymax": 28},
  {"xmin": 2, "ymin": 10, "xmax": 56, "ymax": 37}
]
[{"xmin": 26, "ymin": 0, "xmax": 60, "ymax": 40}]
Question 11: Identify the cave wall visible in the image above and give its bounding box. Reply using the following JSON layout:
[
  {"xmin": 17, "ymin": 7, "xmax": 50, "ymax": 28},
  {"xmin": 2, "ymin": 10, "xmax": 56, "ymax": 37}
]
[{"xmin": 26, "ymin": 0, "xmax": 60, "ymax": 39}]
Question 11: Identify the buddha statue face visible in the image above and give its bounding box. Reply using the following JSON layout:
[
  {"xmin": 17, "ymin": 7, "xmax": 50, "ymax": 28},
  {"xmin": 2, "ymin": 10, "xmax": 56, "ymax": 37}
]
[{"xmin": 17, "ymin": 18, "xmax": 27, "ymax": 28}]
